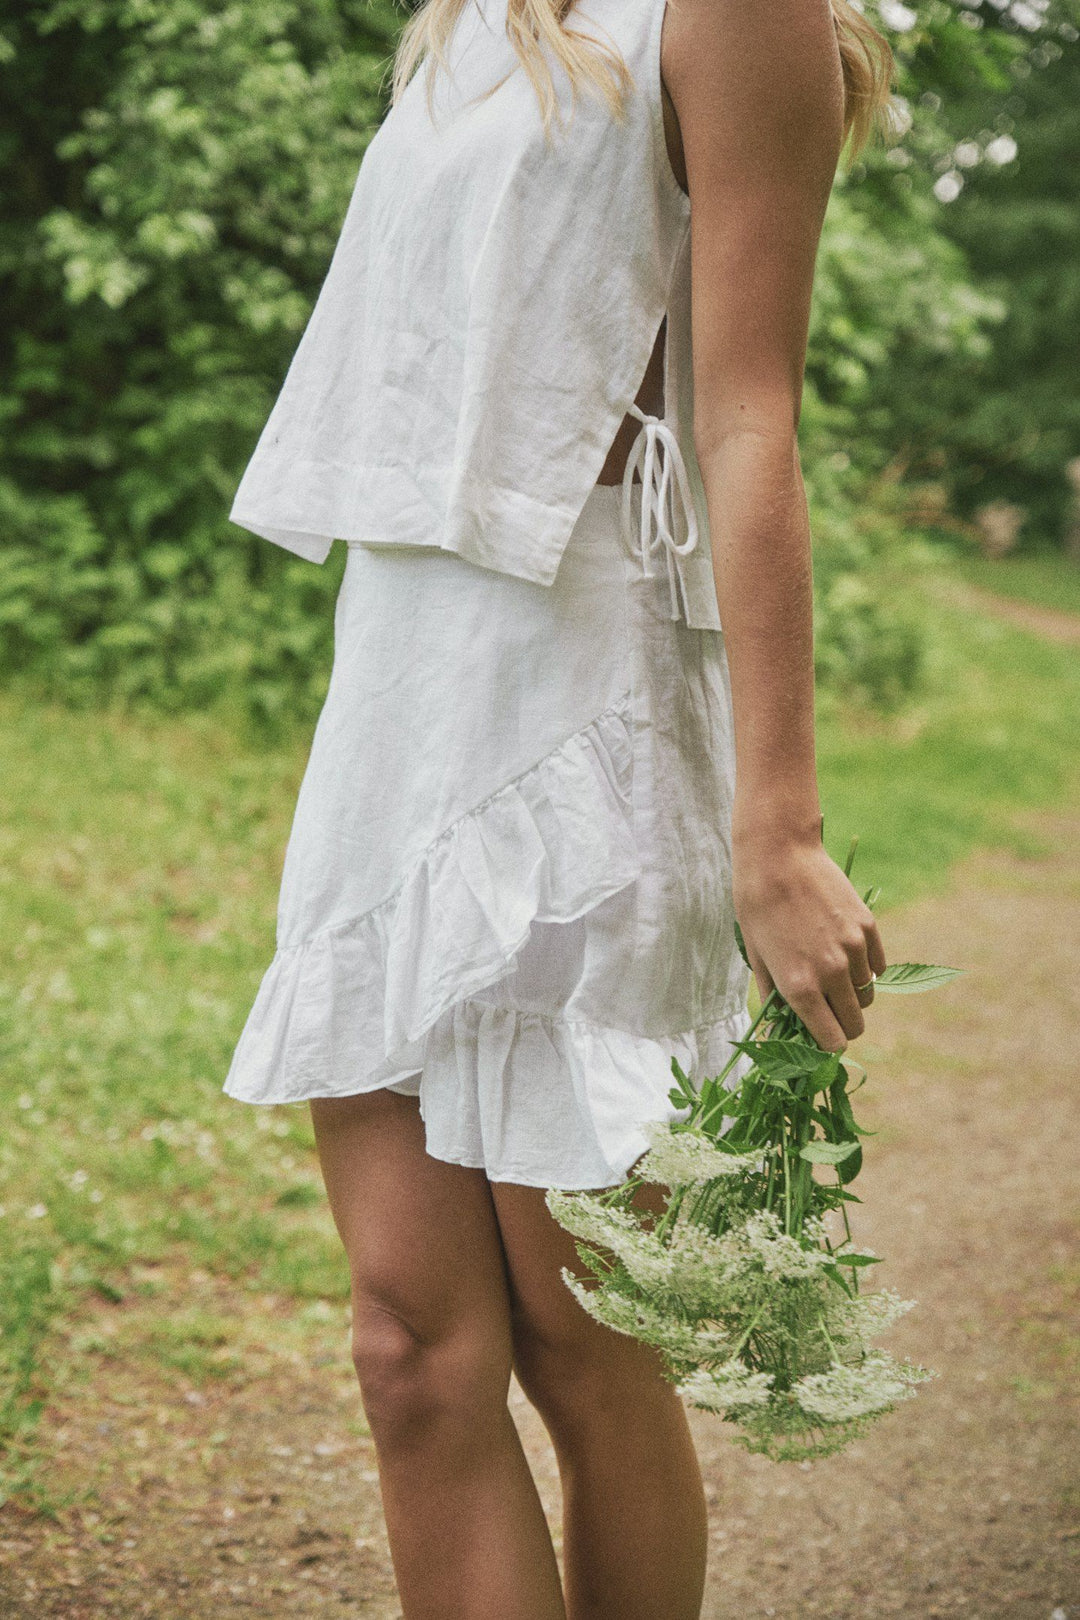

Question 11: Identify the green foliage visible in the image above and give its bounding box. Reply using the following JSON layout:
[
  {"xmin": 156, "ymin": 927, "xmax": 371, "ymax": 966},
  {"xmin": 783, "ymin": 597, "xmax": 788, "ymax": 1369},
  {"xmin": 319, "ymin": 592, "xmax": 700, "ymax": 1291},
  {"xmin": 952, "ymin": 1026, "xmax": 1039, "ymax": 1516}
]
[
  {"xmin": 0, "ymin": 0, "xmax": 1076, "ymax": 719},
  {"xmin": 0, "ymin": 0, "xmax": 395, "ymax": 725},
  {"xmin": 0, "ymin": 694, "xmax": 349, "ymax": 1493},
  {"xmin": 843, "ymin": 0, "xmax": 1080, "ymax": 545},
  {"xmin": 930, "ymin": 8, "xmax": 1080, "ymax": 540}
]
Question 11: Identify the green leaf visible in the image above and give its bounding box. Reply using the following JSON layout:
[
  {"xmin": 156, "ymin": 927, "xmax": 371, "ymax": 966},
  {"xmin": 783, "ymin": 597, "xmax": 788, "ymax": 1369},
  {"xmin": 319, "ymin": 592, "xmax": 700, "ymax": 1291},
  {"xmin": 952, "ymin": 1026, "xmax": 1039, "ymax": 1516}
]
[
  {"xmin": 839, "ymin": 1143, "xmax": 863, "ymax": 1185},
  {"xmin": 732, "ymin": 918, "xmax": 751, "ymax": 969},
  {"xmin": 822, "ymin": 1266, "xmax": 855, "ymax": 1297},
  {"xmin": 799, "ymin": 1139, "xmax": 860, "ymax": 1165},
  {"xmin": 833, "ymin": 1251, "xmax": 882, "ymax": 1268},
  {"xmin": 808, "ymin": 1052, "xmax": 842, "ymax": 1093},
  {"xmin": 874, "ymin": 962, "xmax": 963, "ymax": 994},
  {"xmin": 738, "ymin": 1037, "xmax": 825, "ymax": 1082}
]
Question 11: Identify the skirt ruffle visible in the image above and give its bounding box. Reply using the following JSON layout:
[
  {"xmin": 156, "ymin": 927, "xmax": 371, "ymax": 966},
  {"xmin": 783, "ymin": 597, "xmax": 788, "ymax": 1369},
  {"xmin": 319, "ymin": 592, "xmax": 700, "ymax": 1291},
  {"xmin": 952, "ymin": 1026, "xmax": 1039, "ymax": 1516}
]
[{"xmin": 223, "ymin": 693, "xmax": 751, "ymax": 1186}]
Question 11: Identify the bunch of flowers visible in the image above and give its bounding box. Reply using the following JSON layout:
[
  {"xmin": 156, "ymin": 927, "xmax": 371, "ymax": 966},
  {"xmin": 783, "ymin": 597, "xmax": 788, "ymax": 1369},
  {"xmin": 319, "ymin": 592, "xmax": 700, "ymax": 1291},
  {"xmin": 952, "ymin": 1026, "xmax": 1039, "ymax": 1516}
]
[{"xmin": 548, "ymin": 846, "xmax": 959, "ymax": 1462}]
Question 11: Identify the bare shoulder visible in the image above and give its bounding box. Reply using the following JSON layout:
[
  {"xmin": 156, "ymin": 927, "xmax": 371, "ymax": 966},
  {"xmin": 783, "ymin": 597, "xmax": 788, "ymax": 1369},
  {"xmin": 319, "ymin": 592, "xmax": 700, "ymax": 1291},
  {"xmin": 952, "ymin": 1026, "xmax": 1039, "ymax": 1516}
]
[{"xmin": 660, "ymin": 0, "xmax": 845, "ymax": 193}]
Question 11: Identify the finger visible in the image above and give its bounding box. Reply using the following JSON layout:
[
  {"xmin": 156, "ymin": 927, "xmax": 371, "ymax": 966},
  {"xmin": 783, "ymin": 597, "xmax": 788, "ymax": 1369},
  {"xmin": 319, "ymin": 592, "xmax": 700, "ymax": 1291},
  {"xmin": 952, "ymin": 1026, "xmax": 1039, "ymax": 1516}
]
[
  {"xmin": 744, "ymin": 940, "xmax": 776, "ymax": 1009},
  {"xmin": 824, "ymin": 966, "xmax": 866, "ymax": 1043},
  {"xmin": 865, "ymin": 919, "xmax": 888, "ymax": 978},
  {"xmin": 843, "ymin": 938, "xmax": 875, "ymax": 1009},
  {"xmin": 785, "ymin": 985, "xmax": 848, "ymax": 1054}
]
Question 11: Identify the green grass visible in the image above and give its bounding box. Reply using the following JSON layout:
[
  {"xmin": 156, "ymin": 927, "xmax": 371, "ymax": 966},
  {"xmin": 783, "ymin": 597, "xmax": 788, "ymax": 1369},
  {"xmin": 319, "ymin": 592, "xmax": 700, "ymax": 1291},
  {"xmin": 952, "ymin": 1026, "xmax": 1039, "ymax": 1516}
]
[
  {"xmin": 1, "ymin": 569, "xmax": 1079, "ymax": 1502},
  {"xmin": 815, "ymin": 582, "xmax": 1080, "ymax": 904},
  {"xmin": 0, "ymin": 703, "xmax": 346, "ymax": 1502},
  {"xmin": 946, "ymin": 548, "xmax": 1080, "ymax": 617}
]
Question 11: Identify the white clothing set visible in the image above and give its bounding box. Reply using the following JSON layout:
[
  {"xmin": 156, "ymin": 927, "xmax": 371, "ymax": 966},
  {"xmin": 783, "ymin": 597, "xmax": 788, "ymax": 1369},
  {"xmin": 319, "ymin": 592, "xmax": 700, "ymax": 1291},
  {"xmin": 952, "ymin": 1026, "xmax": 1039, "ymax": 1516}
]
[{"xmin": 223, "ymin": 0, "xmax": 752, "ymax": 1186}]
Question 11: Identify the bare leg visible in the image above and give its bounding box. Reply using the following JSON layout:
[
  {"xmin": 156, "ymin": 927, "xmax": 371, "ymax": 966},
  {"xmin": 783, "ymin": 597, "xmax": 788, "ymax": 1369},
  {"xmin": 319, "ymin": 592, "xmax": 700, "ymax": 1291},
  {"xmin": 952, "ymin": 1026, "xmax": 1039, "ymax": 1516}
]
[
  {"xmin": 492, "ymin": 1182, "xmax": 708, "ymax": 1620},
  {"xmin": 310, "ymin": 1090, "xmax": 565, "ymax": 1620}
]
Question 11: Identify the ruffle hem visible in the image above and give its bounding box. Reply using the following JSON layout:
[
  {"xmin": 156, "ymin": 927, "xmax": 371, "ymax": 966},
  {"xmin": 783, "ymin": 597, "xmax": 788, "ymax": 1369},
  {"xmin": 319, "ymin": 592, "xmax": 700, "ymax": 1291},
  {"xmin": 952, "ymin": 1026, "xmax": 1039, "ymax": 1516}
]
[{"xmin": 223, "ymin": 698, "xmax": 751, "ymax": 1188}]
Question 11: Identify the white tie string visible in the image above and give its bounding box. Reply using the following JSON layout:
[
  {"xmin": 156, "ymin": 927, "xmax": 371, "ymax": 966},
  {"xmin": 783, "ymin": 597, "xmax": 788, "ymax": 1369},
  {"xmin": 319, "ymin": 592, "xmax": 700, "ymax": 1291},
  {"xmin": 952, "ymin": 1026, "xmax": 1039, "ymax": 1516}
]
[{"xmin": 619, "ymin": 402, "xmax": 700, "ymax": 623}]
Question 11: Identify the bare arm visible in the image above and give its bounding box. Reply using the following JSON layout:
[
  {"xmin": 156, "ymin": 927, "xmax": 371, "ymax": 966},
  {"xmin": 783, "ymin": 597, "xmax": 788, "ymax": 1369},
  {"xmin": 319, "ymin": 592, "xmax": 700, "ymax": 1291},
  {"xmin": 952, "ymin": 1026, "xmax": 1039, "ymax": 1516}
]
[{"xmin": 662, "ymin": 0, "xmax": 886, "ymax": 1051}]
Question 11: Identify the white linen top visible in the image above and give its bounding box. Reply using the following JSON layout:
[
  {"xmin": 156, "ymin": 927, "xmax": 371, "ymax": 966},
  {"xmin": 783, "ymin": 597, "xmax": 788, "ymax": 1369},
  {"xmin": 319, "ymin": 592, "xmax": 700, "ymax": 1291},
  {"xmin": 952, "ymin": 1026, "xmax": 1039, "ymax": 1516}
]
[{"xmin": 229, "ymin": 0, "xmax": 722, "ymax": 632}]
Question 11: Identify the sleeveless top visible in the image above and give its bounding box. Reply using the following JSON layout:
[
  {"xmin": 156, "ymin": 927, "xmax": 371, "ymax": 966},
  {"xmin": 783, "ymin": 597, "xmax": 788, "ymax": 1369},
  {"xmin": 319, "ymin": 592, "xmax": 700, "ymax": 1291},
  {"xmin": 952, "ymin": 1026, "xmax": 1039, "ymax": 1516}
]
[{"xmin": 229, "ymin": 0, "xmax": 723, "ymax": 632}]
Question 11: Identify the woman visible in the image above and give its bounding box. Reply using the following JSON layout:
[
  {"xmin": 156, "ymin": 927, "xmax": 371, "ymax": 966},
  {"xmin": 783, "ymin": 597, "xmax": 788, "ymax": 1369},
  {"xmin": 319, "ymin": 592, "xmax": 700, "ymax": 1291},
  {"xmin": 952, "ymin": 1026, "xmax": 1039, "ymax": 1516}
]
[{"xmin": 224, "ymin": 0, "xmax": 892, "ymax": 1614}]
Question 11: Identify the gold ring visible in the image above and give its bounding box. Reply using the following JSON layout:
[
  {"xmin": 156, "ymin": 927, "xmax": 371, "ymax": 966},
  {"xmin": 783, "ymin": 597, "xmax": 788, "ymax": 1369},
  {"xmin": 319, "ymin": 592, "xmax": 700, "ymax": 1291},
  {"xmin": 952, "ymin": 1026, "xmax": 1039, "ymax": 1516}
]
[{"xmin": 854, "ymin": 972, "xmax": 877, "ymax": 993}]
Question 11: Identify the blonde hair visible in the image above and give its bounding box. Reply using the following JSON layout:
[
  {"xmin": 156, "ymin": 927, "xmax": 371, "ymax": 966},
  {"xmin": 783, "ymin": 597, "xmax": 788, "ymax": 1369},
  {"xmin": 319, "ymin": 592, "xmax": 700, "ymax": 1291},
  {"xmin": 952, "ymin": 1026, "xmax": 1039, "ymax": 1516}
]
[{"xmin": 392, "ymin": 0, "xmax": 894, "ymax": 155}]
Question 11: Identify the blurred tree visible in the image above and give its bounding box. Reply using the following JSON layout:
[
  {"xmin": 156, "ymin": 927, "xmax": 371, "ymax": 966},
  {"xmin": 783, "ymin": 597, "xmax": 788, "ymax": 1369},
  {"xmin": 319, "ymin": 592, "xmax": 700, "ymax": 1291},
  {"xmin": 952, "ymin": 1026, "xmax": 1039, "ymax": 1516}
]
[
  {"xmin": 808, "ymin": 0, "xmax": 1080, "ymax": 549},
  {"xmin": 925, "ymin": 3, "xmax": 1080, "ymax": 545},
  {"xmin": 0, "ymin": 0, "xmax": 397, "ymax": 720}
]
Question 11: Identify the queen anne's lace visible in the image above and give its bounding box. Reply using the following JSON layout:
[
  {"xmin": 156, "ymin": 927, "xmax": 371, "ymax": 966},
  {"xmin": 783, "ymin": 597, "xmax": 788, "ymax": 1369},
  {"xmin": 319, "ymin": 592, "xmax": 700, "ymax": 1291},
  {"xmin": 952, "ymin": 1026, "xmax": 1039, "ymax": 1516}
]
[
  {"xmin": 792, "ymin": 1353, "xmax": 928, "ymax": 1424},
  {"xmin": 548, "ymin": 1112, "xmax": 934, "ymax": 1463},
  {"xmin": 637, "ymin": 1125, "xmax": 764, "ymax": 1189},
  {"xmin": 548, "ymin": 856, "xmax": 952, "ymax": 1461}
]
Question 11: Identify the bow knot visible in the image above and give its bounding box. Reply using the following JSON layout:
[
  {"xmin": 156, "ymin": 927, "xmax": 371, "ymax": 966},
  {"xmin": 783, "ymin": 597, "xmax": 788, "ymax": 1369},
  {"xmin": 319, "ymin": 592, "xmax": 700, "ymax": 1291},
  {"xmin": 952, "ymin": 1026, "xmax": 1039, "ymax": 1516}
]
[{"xmin": 619, "ymin": 403, "xmax": 700, "ymax": 623}]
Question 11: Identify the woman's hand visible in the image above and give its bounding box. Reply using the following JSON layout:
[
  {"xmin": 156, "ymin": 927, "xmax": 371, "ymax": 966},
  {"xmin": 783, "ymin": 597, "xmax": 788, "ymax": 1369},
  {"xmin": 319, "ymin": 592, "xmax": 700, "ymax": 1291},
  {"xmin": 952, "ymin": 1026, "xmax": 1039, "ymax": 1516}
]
[{"xmin": 734, "ymin": 830, "xmax": 887, "ymax": 1053}]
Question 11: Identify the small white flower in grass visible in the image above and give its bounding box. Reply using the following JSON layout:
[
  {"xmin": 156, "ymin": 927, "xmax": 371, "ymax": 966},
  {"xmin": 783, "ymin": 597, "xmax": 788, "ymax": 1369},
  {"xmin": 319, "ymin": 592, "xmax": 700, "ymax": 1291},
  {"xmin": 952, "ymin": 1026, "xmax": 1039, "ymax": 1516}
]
[
  {"xmin": 793, "ymin": 1353, "xmax": 931, "ymax": 1424},
  {"xmin": 679, "ymin": 1362, "xmax": 774, "ymax": 1414},
  {"xmin": 638, "ymin": 1124, "xmax": 764, "ymax": 1189},
  {"xmin": 26, "ymin": 1203, "xmax": 48, "ymax": 1220}
]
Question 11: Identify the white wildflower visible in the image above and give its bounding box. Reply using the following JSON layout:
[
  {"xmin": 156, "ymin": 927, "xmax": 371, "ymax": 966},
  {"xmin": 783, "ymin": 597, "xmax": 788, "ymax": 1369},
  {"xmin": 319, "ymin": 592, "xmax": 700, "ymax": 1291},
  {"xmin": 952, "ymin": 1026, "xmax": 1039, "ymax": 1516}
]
[
  {"xmin": 546, "ymin": 1194, "xmax": 679, "ymax": 1293},
  {"xmin": 638, "ymin": 1125, "xmax": 763, "ymax": 1190},
  {"xmin": 652, "ymin": 1223, "xmax": 745, "ymax": 1309},
  {"xmin": 544, "ymin": 1190, "xmax": 641, "ymax": 1251},
  {"xmin": 679, "ymin": 1362, "xmax": 774, "ymax": 1414},
  {"xmin": 825, "ymin": 1288, "xmax": 914, "ymax": 1347},
  {"xmin": 560, "ymin": 1273, "xmax": 702, "ymax": 1359},
  {"xmin": 742, "ymin": 1212, "xmax": 834, "ymax": 1279},
  {"xmin": 793, "ymin": 1353, "xmax": 930, "ymax": 1424}
]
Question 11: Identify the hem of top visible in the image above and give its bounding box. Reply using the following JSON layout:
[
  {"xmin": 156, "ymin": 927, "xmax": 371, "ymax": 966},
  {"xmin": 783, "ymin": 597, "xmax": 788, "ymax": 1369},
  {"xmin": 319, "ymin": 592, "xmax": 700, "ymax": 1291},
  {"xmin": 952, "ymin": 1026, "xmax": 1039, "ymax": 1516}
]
[{"xmin": 229, "ymin": 515, "xmax": 334, "ymax": 564}]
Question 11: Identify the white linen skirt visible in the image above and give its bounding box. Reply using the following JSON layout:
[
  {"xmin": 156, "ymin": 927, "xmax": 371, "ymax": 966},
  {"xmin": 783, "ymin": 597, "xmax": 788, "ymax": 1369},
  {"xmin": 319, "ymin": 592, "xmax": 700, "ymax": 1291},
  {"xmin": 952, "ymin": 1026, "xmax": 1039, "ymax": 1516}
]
[{"xmin": 223, "ymin": 481, "xmax": 751, "ymax": 1188}]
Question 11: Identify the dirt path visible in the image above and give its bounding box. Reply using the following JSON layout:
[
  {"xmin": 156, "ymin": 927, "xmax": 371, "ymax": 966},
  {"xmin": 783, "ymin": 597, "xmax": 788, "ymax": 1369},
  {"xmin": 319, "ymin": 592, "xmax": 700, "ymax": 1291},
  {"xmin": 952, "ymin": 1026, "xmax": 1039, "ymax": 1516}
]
[
  {"xmin": 932, "ymin": 577, "xmax": 1080, "ymax": 646},
  {"xmin": 1, "ymin": 811, "xmax": 1077, "ymax": 1619}
]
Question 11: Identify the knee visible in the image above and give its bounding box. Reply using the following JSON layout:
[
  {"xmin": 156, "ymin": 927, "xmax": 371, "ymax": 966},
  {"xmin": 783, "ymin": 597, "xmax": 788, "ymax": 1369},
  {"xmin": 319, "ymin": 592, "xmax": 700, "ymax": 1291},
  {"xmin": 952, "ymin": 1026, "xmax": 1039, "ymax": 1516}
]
[
  {"xmin": 351, "ymin": 1303, "xmax": 511, "ymax": 1456},
  {"xmin": 513, "ymin": 1309, "xmax": 667, "ymax": 1438}
]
